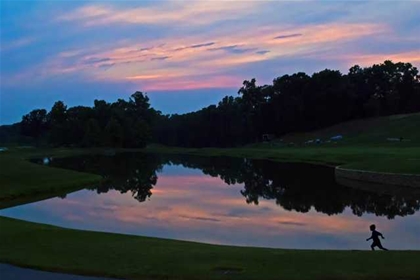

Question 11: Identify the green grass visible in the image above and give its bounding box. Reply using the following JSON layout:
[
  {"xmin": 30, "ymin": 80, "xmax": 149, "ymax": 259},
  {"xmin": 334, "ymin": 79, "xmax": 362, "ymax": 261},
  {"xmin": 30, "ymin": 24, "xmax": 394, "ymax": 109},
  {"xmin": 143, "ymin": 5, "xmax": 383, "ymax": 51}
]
[
  {"xmin": 0, "ymin": 147, "xmax": 102, "ymax": 209},
  {"xmin": 275, "ymin": 113, "xmax": 420, "ymax": 146},
  {"xmin": 0, "ymin": 113, "xmax": 419, "ymax": 279},
  {"xmin": 146, "ymin": 113, "xmax": 420, "ymax": 174},
  {"xmin": 1, "ymin": 216, "xmax": 419, "ymax": 280},
  {"xmin": 145, "ymin": 145, "xmax": 420, "ymax": 174}
]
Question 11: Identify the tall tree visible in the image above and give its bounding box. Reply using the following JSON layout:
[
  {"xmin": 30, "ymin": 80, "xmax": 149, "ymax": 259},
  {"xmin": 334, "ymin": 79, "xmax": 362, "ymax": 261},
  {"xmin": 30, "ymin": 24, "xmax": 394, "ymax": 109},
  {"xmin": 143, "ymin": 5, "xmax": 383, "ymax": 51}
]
[
  {"xmin": 48, "ymin": 101, "xmax": 68, "ymax": 146},
  {"xmin": 21, "ymin": 109, "xmax": 48, "ymax": 144},
  {"xmin": 105, "ymin": 117, "xmax": 124, "ymax": 147}
]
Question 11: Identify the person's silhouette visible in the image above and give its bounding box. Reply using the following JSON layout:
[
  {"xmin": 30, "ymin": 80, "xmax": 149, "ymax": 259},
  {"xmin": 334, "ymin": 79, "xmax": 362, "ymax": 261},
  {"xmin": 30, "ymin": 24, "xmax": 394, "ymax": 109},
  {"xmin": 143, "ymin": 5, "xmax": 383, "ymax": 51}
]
[{"xmin": 366, "ymin": 224, "xmax": 388, "ymax": 251}]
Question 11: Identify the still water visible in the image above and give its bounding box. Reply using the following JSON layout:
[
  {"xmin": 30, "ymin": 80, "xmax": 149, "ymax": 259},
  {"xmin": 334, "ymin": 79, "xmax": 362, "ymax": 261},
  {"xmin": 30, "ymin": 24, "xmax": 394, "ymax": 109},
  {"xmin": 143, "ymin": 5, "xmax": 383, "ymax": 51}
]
[{"xmin": 1, "ymin": 153, "xmax": 419, "ymax": 250}]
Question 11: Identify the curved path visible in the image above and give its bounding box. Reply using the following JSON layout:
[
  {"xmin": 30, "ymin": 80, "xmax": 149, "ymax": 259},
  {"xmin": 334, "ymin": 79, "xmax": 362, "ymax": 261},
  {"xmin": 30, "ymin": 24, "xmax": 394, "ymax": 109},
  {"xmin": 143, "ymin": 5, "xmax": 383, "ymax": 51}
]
[{"xmin": 0, "ymin": 263, "xmax": 119, "ymax": 280}]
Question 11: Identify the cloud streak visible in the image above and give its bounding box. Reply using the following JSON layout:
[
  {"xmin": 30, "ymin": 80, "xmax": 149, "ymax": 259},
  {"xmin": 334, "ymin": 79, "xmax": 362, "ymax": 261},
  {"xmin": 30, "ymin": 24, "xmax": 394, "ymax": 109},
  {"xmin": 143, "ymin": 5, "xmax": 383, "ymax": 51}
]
[
  {"xmin": 0, "ymin": 37, "xmax": 35, "ymax": 52},
  {"xmin": 274, "ymin": 33, "xmax": 303, "ymax": 40},
  {"xmin": 5, "ymin": 22, "xmax": 390, "ymax": 91},
  {"xmin": 57, "ymin": 1, "xmax": 267, "ymax": 27},
  {"xmin": 2, "ymin": 0, "xmax": 420, "ymax": 124}
]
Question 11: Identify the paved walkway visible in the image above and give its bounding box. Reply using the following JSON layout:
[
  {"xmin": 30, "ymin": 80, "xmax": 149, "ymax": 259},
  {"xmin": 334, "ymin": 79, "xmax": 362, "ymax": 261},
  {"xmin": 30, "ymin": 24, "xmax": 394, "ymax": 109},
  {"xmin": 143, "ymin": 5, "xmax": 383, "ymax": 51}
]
[{"xmin": 0, "ymin": 263, "xmax": 119, "ymax": 280}]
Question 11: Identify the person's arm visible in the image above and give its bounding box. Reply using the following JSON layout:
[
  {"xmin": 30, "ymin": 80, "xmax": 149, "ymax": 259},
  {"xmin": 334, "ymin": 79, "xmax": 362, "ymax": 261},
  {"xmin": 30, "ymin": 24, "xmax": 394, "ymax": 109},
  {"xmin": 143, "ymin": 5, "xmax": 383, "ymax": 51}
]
[
  {"xmin": 379, "ymin": 232, "xmax": 385, "ymax": 239},
  {"xmin": 366, "ymin": 235, "xmax": 372, "ymax": 241}
]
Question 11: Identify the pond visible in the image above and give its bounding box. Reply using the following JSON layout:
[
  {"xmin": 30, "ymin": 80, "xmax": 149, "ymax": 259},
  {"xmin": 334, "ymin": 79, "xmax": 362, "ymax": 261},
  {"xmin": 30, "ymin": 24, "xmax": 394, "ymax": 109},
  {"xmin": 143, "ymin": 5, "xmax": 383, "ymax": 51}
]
[{"xmin": 1, "ymin": 153, "xmax": 419, "ymax": 250}]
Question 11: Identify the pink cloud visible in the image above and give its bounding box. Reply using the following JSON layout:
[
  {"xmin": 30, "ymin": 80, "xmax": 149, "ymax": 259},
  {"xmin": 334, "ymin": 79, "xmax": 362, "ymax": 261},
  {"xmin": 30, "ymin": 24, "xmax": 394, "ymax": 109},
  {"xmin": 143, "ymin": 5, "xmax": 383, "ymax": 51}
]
[
  {"xmin": 339, "ymin": 51, "xmax": 420, "ymax": 67},
  {"xmin": 135, "ymin": 75, "xmax": 242, "ymax": 91},
  {"xmin": 0, "ymin": 37, "xmax": 35, "ymax": 52},
  {"xmin": 57, "ymin": 2, "xmax": 267, "ymax": 27},
  {"xmin": 3, "ymin": 20, "xmax": 398, "ymax": 92}
]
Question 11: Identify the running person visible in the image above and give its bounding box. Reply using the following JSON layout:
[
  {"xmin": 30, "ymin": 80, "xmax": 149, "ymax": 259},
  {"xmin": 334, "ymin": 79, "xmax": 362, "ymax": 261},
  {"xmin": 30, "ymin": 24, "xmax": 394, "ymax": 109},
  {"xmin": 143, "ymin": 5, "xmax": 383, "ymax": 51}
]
[{"xmin": 366, "ymin": 224, "xmax": 388, "ymax": 251}]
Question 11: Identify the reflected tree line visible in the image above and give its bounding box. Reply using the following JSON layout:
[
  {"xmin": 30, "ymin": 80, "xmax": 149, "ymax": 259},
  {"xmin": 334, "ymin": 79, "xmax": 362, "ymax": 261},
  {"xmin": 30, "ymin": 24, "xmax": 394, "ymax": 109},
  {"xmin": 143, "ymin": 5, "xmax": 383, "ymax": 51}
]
[
  {"xmin": 42, "ymin": 153, "xmax": 420, "ymax": 219},
  {"xmin": 45, "ymin": 153, "xmax": 163, "ymax": 203}
]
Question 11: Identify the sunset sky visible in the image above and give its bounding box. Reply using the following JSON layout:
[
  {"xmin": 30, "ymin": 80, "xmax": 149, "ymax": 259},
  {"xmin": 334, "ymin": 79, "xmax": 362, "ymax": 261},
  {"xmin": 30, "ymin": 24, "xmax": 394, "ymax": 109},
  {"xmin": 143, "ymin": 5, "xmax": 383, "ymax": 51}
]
[{"xmin": 1, "ymin": 0, "xmax": 420, "ymax": 124}]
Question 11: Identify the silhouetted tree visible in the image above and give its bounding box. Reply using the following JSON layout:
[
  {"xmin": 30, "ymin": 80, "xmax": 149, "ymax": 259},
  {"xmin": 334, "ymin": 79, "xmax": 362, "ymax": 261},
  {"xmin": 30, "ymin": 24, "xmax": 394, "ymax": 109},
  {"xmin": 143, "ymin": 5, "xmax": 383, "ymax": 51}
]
[
  {"xmin": 12, "ymin": 60, "xmax": 420, "ymax": 148},
  {"xmin": 105, "ymin": 117, "xmax": 124, "ymax": 147},
  {"xmin": 154, "ymin": 60, "xmax": 420, "ymax": 147},
  {"xmin": 48, "ymin": 101, "xmax": 68, "ymax": 146},
  {"xmin": 83, "ymin": 118, "xmax": 101, "ymax": 147},
  {"xmin": 21, "ymin": 109, "xmax": 48, "ymax": 144}
]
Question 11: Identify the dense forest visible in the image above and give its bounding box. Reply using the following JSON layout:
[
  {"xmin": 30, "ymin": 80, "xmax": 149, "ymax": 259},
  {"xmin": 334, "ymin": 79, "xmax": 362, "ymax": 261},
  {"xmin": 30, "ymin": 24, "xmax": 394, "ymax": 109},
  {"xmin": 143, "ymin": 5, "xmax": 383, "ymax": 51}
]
[
  {"xmin": 154, "ymin": 60, "xmax": 420, "ymax": 147},
  {"xmin": 6, "ymin": 92, "xmax": 160, "ymax": 148},
  {"xmin": 1, "ymin": 60, "xmax": 419, "ymax": 148}
]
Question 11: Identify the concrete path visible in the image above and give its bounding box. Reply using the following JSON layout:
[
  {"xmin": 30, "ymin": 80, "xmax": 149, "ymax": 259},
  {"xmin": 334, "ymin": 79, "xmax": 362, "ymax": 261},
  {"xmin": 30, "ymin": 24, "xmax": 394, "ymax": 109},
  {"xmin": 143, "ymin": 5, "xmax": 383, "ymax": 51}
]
[{"xmin": 0, "ymin": 263, "xmax": 119, "ymax": 280}]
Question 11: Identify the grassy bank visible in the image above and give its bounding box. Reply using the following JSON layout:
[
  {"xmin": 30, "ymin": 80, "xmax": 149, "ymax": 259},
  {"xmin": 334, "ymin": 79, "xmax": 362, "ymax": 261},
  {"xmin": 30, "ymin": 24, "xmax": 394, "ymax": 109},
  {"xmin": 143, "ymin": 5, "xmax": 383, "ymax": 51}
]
[
  {"xmin": 0, "ymin": 147, "xmax": 102, "ymax": 209},
  {"xmin": 276, "ymin": 113, "xmax": 420, "ymax": 146},
  {"xmin": 1, "ymin": 143, "xmax": 419, "ymax": 210},
  {"xmin": 145, "ymin": 113, "xmax": 420, "ymax": 174},
  {"xmin": 145, "ymin": 145, "xmax": 420, "ymax": 174},
  {"xmin": 1, "ymin": 216, "xmax": 419, "ymax": 280},
  {"xmin": 0, "ymin": 113, "xmax": 419, "ymax": 279}
]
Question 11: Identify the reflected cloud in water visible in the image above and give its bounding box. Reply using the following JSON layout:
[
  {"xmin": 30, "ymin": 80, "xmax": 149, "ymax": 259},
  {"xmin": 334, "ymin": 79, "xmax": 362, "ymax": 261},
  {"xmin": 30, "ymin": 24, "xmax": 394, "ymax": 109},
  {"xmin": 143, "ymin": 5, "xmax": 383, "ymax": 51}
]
[{"xmin": 1, "ymin": 153, "xmax": 419, "ymax": 249}]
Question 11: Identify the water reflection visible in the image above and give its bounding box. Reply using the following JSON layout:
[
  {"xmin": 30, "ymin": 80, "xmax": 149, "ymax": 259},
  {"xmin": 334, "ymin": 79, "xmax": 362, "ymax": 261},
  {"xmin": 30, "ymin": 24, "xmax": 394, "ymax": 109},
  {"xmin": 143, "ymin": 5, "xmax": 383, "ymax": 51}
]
[
  {"xmin": 38, "ymin": 153, "xmax": 420, "ymax": 219},
  {"xmin": 40, "ymin": 154, "xmax": 162, "ymax": 203},
  {"xmin": 2, "ymin": 153, "xmax": 419, "ymax": 249}
]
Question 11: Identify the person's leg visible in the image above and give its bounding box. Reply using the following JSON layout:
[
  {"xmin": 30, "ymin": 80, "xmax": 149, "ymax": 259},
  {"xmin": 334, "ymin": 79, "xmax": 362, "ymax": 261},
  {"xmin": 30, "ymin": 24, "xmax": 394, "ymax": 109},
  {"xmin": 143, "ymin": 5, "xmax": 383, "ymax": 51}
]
[
  {"xmin": 371, "ymin": 243, "xmax": 375, "ymax": 251},
  {"xmin": 377, "ymin": 243, "xmax": 388, "ymax": 251}
]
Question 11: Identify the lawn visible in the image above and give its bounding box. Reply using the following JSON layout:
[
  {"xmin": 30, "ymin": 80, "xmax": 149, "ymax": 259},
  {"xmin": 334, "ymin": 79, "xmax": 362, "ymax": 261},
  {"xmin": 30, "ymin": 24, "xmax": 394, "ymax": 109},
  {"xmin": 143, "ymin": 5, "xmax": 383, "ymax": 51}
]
[
  {"xmin": 145, "ymin": 145, "xmax": 420, "ymax": 174},
  {"xmin": 1, "ymin": 112, "xmax": 419, "ymax": 280},
  {"xmin": 1, "ymin": 216, "xmax": 419, "ymax": 280},
  {"xmin": 144, "ymin": 113, "xmax": 420, "ymax": 174},
  {"xmin": 0, "ymin": 147, "xmax": 101, "ymax": 209}
]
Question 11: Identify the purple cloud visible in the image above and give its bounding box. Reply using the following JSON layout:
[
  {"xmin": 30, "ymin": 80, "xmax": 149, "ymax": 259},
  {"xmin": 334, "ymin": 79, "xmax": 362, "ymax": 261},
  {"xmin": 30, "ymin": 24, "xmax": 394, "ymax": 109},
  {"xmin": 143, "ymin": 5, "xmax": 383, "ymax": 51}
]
[
  {"xmin": 278, "ymin": 221, "xmax": 307, "ymax": 226},
  {"xmin": 84, "ymin": 57, "xmax": 111, "ymax": 64},
  {"xmin": 190, "ymin": 42, "xmax": 216, "ymax": 48},
  {"xmin": 98, "ymin": 63, "xmax": 115, "ymax": 69},
  {"xmin": 274, "ymin": 33, "xmax": 303, "ymax": 40},
  {"xmin": 151, "ymin": 56, "xmax": 170, "ymax": 61},
  {"xmin": 209, "ymin": 45, "xmax": 259, "ymax": 54},
  {"xmin": 256, "ymin": 50, "xmax": 270, "ymax": 55},
  {"xmin": 174, "ymin": 42, "xmax": 215, "ymax": 51}
]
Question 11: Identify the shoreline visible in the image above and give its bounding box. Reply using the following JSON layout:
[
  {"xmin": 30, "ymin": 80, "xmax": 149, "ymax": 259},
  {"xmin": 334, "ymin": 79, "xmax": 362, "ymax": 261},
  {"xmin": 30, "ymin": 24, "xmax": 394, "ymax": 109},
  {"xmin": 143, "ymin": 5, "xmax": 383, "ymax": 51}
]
[
  {"xmin": 335, "ymin": 166, "xmax": 420, "ymax": 189},
  {"xmin": 1, "ymin": 147, "xmax": 420, "ymax": 279}
]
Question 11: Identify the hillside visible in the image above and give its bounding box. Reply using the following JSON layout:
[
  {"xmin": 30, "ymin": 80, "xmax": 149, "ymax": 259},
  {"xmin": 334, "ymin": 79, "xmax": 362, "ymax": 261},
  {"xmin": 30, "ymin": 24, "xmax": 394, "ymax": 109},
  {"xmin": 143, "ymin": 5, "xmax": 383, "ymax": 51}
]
[{"xmin": 273, "ymin": 113, "xmax": 420, "ymax": 147}]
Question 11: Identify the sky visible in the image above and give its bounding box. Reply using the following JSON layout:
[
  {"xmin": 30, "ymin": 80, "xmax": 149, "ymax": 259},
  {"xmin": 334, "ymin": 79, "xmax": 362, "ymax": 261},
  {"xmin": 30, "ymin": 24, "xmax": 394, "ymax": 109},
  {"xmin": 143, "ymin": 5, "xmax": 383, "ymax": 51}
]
[{"xmin": 1, "ymin": 0, "xmax": 420, "ymax": 125}]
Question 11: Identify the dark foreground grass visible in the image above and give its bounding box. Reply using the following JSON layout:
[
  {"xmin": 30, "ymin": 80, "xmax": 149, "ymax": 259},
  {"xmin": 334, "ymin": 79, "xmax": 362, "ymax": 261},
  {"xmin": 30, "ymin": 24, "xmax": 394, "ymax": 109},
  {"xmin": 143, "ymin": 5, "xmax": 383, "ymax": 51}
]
[{"xmin": 1, "ymin": 216, "xmax": 419, "ymax": 280}]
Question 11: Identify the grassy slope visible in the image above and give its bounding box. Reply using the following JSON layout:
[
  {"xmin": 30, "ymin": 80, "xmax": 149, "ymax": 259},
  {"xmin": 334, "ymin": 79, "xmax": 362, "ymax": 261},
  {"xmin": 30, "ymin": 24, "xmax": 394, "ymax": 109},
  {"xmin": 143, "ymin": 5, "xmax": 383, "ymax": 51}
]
[
  {"xmin": 144, "ymin": 145, "xmax": 420, "ymax": 174},
  {"xmin": 0, "ymin": 148, "xmax": 101, "ymax": 209},
  {"xmin": 1, "ymin": 216, "xmax": 419, "ymax": 280},
  {"xmin": 277, "ymin": 113, "xmax": 420, "ymax": 146},
  {"xmin": 146, "ymin": 113, "xmax": 420, "ymax": 174},
  {"xmin": 250, "ymin": 113, "xmax": 420, "ymax": 173}
]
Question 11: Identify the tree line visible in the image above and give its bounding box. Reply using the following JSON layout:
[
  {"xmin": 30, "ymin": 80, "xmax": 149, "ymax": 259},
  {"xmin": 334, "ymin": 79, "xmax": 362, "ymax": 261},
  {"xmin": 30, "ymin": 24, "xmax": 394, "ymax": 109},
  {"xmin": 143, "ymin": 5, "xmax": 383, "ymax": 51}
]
[
  {"xmin": 18, "ymin": 92, "xmax": 159, "ymax": 147},
  {"xmin": 3, "ymin": 60, "xmax": 419, "ymax": 148},
  {"xmin": 154, "ymin": 60, "xmax": 420, "ymax": 147}
]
